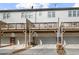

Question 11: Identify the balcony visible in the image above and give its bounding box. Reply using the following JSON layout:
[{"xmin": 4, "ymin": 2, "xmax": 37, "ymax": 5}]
[
  {"xmin": 1, "ymin": 23, "xmax": 25, "ymax": 30},
  {"xmin": 30, "ymin": 22, "xmax": 58, "ymax": 30},
  {"xmin": 1, "ymin": 22, "xmax": 79, "ymax": 32},
  {"xmin": 63, "ymin": 22, "xmax": 79, "ymax": 30}
]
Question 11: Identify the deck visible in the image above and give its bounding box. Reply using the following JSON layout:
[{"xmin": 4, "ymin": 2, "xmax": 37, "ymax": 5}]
[{"xmin": 1, "ymin": 22, "xmax": 79, "ymax": 33}]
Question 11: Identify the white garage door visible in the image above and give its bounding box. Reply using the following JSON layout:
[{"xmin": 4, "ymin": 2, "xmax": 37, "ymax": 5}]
[
  {"xmin": 37, "ymin": 37, "xmax": 56, "ymax": 45},
  {"xmin": 1, "ymin": 37, "xmax": 10, "ymax": 46},
  {"xmin": 64, "ymin": 36, "xmax": 79, "ymax": 45},
  {"xmin": 16, "ymin": 37, "xmax": 25, "ymax": 44}
]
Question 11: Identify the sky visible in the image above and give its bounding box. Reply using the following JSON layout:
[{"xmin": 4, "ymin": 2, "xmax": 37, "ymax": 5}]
[{"xmin": 0, "ymin": 3, "xmax": 78, "ymax": 9}]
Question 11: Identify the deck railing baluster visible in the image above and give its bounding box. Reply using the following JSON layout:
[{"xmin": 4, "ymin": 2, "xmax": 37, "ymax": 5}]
[
  {"xmin": 16, "ymin": 23, "xmax": 17, "ymax": 29},
  {"xmin": 2, "ymin": 22, "xmax": 79, "ymax": 30}
]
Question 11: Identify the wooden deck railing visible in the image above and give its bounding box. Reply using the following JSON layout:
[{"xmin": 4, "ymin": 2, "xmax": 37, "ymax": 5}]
[
  {"xmin": 31, "ymin": 22, "xmax": 79, "ymax": 29},
  {"xmin": 31, "ymin": 22, "xmax": 58, "ymax": 29},
  {"xmin": 1, "ymin": 22, "xmax": 79, "ymax": 30},
  {"xmin": 1, "ymin": 23, "xmax": 25, "ymax": 30},
  {"xmin": 63, "ymin": 22, "xmax": 79, "ymax": 29}
]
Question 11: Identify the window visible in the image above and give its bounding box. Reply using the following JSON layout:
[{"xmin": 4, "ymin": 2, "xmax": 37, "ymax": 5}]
[
  {"xmin": 3, "ymin": 13, "xmax": 6, "ymax": 19},
  {"xmin": 77, "ymin": 10, "xmax": 79, "ymax": 17},
  {"xmin": 73, "ymin": 10, "xmax": 76, "ymax": 17},
  {"xmin": 3, "ymin": 13, "xmax": 10, "ymax": 19},
  {"xmin": 26, "ymin": 12, "xmax": 33, "ymax": 18},
  {"xmin": 25, "ymin": 14, "xmax": 33, "ymax": 18},
  {"xmin": 7, "ymin": 13, "xmax": 10, "ymax": 19},
  {"xmin": 68, "ymin": 10, "xmax": 72, "ymax": 17},
  {"xmin": 68, "ymin": 10, "xmax": 79, "ymax": 17},
  {"xmin": 52, "ymin": 12, "xmax": 55, "ymax": 17},
  {"xmin": 21, "ymin": 12, "xmax": 25, "ymax": 18},
  {"xmin": 39, "ymin": 12, "xmax": 42, "ymax": 16},
  {"xmin": 28, "ymin": 15, "xmax": 33, "ymax": 18},
  {"xmin": 48, "ymin": 11, "xmax": 55, "ymax": 18},
  {"xmin": 48, "ymin": 12, "xmax": 51, "ymax": 17},
  {"xmin": 21, "ymin": 12, "xmax": 33, "ymax": 18}
]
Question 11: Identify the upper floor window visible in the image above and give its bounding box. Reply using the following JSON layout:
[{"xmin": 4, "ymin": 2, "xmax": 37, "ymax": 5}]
[
  {"xmin": 52, "ymin": 12, "xmax": 55, "ymax": 17},
  {"xmin": 7, "ymin": 13, "xmax": 10, "ymax": 18},
  {"xmin": 3, "ymin": 13, "xmax": 10, "ymax": 19},
  {"xmin": 73, "ymin": 10, "xmax": 76, "ymax": 17},
  {"xmin": 68, "ymin": 10, "xmax": 72, "ymax": 17},
  {"xmin": 21, "ymin": 12, "xmax": 25, "ymax": 18},
  {"xmin": 48, "ymin": 11, "xmax": 55, "ymax": 18},
  {"xmin": 48, "ymin": 12, "xmax": 51, "ymax": 17},
  {"xmin": 39, "ymin": 12, "xmax": 42, "ymax": 16},
  {"xmin": 3, "ymin": 13, "xmax": 6, "ymax": 19},
  {"xmin": 68, "ymin": 10, "xmax": 79, "ymax": 17},
  {"xmin": 21, "ymin": 12, "xmax": 33, "ymax": 18},
  {"xmin": 25, "ymin": 14, "xmax": 33, "ymax": 18},
  {"xmin": 28, "ymin": 15, "xmax": 33, "ymax": 18},
  {"xmin": 77, "ymin": 10, "xmax": 79, "ymax": 17}
]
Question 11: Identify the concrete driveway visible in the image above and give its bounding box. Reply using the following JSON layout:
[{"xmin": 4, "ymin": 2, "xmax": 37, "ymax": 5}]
[
  {"xmin": 0, "ymin": 44, "xmax": 25, "ymax": 55},
  {"xmin": 1, "ymin": 44, "xmax": 79, "ymax": 55},
  {"xmin": 15, "ymin": 44, "xmax": 57, "ymax": 55},
  {"xmin": 64, "ymin": 44, "xmax": 79, "ymax": 55},
  {"xmin": 14, "ymin": 44, "xmax": 79, "ymax": 55},
  {"xmin": 0, "ymin": 45, "xmax": 15, "ymax": 55}
]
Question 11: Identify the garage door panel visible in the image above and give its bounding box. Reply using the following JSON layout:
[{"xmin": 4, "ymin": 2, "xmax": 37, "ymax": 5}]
[
  {"xmin": 16, "ymin": 37, "xmax": 25, "ymax": 44},
  {"xmin": 1, "ymin": 37, "xmax": 10, "ymax": 45},
  {"xmin": 37, "ymin": 37, "xmax": 56, "ymax": 45},
  {"xmin": 64, "ymin": 36, "xmax": 79, "ymax": 44}
]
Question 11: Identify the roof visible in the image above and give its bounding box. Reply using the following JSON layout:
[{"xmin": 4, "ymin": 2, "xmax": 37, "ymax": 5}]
[{"xmin": 0, "ymin": 7, "xmax": 79, "ymax": 12}]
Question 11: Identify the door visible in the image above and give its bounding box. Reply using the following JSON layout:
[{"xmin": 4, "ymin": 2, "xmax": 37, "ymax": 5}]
[{"xmin": 10, "ymin": 37, "xmax": 16, "ymax": 45}]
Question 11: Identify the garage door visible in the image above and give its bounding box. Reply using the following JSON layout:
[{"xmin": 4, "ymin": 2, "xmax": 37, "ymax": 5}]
[
  {"xmin": 64, "ymin": 36, "xmax": 79, "ymax": 45},
  {"xmin": 16, "ymin": 37, "xmax": 25, "ymax": 44},
  {"xmin": 37, "ymin": 37, "xmax": 56, "ymax": 45},
  {"xmin": 1, "ymin": 37, "xmax": 10, "ymax": 46}
]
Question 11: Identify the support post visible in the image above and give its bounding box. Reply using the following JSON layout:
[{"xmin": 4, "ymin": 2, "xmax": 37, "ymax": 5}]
[
  {"xmin": 57, "ymin": 18, "xmax": 61, "ymax": 43},
  {"xmin": 61, "ymin": 32, "xmax": 64, "ymax": 45},
  {"xmin": 57, "ymin": 18, "xmax": 63, "ymax": 44},
  {"xmin": 29, "ymin": 30, "xmax": 31, "ymax": 45},
  {"xmin": 24, "ymin": 19, "xmax": 28, "ymax": 47},
  {"xmin": 24, "ymin": 31, "xmax": 28, "ymax": 47},
  {"xmin": 60, "ymin": 22, "xmax": 64, "ymax": 45},
  {"xmin": 56, "ymin": 19, "xmax": 65, "ymax": 55}
]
